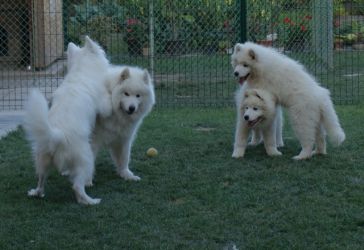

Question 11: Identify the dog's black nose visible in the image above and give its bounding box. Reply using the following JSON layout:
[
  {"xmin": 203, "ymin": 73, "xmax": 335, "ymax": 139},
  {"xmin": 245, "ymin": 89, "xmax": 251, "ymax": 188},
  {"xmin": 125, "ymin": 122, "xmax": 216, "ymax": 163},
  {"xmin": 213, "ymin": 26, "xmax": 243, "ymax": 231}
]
[
  {"xmin": 244, "ymin": 115, "xmax": 249, "ymax": 121},
  {"xmin": 128, "ymin": 106, "xmax": 135, "ymax": 114},
  {"xmin": 234, "ymin": 71, "xmax": 239, "ymax": 77}
]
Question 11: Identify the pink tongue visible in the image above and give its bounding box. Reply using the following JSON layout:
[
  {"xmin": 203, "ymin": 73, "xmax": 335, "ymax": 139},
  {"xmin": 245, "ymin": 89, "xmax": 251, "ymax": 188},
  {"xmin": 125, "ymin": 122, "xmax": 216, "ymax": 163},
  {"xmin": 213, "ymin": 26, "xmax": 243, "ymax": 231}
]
[{"xmin": 239, "ymin": 78, "xmax": 244, "ymax": 85}]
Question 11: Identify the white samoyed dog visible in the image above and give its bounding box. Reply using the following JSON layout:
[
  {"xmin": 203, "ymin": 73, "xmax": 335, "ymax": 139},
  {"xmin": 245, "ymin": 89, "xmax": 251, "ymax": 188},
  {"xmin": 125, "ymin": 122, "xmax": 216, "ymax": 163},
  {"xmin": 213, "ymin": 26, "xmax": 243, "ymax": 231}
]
[
  {"xmin": 233, "ymin": 83, "xmax": 284, "ymax": 158},
  {"xmin": 23, "ymin": 36, "xmax": 112, "ymax": 205},
  {"xmin": 231, "ymin": 42, "xmax": 345, "ymax": 160},
  {"xmin": 91, "ymin": 65, "xmax": 155, "ymax": 181},
  {"xmin": 233, "ymin": 88, "xmax": 283, "ymax": 157},
  {"xmin": 65, "ymin": 43, "xmax": 154, "ymax": 186}
]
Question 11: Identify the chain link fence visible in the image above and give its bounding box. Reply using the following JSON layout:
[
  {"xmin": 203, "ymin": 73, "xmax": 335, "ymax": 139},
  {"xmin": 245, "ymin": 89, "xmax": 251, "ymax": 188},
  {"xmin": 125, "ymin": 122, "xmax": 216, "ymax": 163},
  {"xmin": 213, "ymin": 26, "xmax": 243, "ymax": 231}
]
[
  {"xmin": 247, "ymin": 0, "xmax": 364, "ymax": 105},
  {"xmin": 0, "ymin": 0, "xmax": 363, "ymax": 110}
]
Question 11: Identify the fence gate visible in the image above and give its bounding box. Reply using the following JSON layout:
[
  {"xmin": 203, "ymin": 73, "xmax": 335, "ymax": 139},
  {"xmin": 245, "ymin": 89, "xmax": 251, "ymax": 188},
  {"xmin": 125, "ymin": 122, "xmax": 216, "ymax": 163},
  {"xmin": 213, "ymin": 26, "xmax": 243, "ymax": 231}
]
[{"xmin": 0, "ymin": 0, "xmax": 363, "ymax": 110}]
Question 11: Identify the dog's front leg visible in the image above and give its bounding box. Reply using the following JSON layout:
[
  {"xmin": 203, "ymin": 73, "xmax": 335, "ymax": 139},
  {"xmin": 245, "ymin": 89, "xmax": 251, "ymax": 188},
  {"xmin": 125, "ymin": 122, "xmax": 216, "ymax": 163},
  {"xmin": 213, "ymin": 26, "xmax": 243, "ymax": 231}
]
[
  {"xmin": 263, "ymin": 123, "xmax": 282, "ymax": 156},
  {"xmin": 232, "ymin": 119, "xmax": 249, "ymax": 158},
  {"xmin": 110, "ymin": 141, "xmax": 140, "ymax": 181}
]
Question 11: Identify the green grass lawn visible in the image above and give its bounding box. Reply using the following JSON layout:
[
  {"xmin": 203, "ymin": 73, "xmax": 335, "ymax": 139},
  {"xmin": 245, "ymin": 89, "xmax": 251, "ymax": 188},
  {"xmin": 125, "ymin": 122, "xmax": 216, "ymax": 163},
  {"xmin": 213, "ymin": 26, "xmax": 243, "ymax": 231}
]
[{"xmin": 1, "ymin": 105, "xmax": 363, "ymax": 249}]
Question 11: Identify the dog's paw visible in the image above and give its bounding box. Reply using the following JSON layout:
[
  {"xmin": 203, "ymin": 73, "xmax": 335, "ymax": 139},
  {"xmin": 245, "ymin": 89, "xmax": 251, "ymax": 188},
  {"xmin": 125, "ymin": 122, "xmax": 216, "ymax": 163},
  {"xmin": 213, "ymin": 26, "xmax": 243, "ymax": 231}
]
[
  {"xmin": 292, "ymin": 154, "xmax": 311, "ymax": 160},
  {"xmin": 86, "ymin": 198, "xmax": 101, "ymax": 205},
  {"xmin": 85, "ymin": 180, "xmax": 94, "ymax": 187},
  {"xmin": 312, "ymin": 149, "xmax": 327, "ymax": 156},
  {"xmin": 78, "ymin": 197, "xmax": 101, "ymax": 205},
  {"xmin": 277, "ymin": 141, "xmax": 284, "ymax": 148},
  {"xmin": 28, "ymin": 188, "xmax": 45, "ymax": 198},
  {"xmin": 268, "ymin": 150, "xmax": 282, "ymax": 156},
  {"xmin": 232, "ymin": 147, "xmax": 245, "ymax": 158},
  {"xmin": 292, "ymin": 149, "xmax": 313, "ymax": 160},
  {"xmin": 73, "ymin": 185, "xmax": 101, "ymax": 205},
  {"xmin": 119, "ymin": 169, "xmax": 141, "ymax": 181}
]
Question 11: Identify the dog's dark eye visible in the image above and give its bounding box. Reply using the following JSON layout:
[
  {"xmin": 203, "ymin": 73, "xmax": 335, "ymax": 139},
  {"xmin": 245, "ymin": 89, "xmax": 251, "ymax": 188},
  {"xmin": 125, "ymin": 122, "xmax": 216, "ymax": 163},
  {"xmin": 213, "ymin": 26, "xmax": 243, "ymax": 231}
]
[
  {"xmin": 136, "ymin": 94, "xmax": 140, "ymax": 98},
  {"xmin": 253, "ymin": 107, "xmax": 258, "ymax": 111},
  {"xmin": 124, "ymin": 92, "xmax": 129, "ymax": 96},
  {"xmin": 243, "ymin": 63, "xmax": 249, "ymax": 67}
]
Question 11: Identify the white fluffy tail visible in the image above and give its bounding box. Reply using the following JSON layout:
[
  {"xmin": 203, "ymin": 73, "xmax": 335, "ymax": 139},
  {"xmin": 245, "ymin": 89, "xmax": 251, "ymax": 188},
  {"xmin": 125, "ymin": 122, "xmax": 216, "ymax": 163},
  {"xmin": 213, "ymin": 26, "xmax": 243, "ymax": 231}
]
[
  {"xmin": 321, "ymin": 93, "xmax": 345, "ymax": 146},
  {"xmin": 23, "ymin": 89, "xmax": 64, "ymax": 153}
]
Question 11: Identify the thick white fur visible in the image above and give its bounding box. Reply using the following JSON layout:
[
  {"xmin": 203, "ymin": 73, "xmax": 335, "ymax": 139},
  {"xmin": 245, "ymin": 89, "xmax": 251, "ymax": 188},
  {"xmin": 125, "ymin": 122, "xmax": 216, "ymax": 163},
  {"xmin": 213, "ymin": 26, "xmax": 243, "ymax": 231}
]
[
  {"xmin": 233, "ymin": 84, "xmax": 284, "ymax": 157},
  {"xmin": 233, "ymin": 88, "xmax": 283, "ymax": 158},
  {"xmin": 231, "ymin": 42, "xmax": 345, "ymax": 160},
  {"xmin": 23, "ymin": 36, "xmax": 112, "ymax": 205},
  {"xmin": 91, "ymin": 65, "xmax": 155, "ymax": 181}
]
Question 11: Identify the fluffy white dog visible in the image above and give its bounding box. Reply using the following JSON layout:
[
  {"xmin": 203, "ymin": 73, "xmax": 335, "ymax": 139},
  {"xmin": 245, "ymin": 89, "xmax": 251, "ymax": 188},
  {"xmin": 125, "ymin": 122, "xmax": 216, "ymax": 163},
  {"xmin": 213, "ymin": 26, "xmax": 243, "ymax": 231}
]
[
  {"xmin": 23, "ymin": 36, "xmax": 111, "ymax": 205},
  {"xmin": 231, "ymin": 42, "xmax": 345, "ymax": 160},
  {"xmin": 233, "ymin": 88, "xmax": 283, "ymax": 158},
  {"xmin": 91, "ymin": 65, "xmax": 155, "ymax": 181},
  {"xmin": 233, "ymin": 82, "xmax": 284, "ymax": 157}
]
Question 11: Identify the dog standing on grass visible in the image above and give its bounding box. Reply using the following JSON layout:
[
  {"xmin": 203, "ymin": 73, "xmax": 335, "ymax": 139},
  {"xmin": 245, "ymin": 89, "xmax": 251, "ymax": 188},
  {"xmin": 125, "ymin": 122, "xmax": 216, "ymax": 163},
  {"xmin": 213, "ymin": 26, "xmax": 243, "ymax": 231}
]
[
  {"xmin": 91, "ymin": 65, "xmax": 155, "ymax": 181},
  {"xmin": 231, "ymin": 42, "xmax": 345, "ymax": 160},
  {"xmin": 23, "ymin": 37, "xmax": 112, "ymax": 205},
  {"xmin": 233, "ymin": 82, "xmax": 284, "ymax": 159},
  {"xmin": 64, "ymin": 42, "xmax": 155, "ymax": 186},
  {"xmin": 233, "ymin": 88, "xmax": 283, "ymax": 158}
]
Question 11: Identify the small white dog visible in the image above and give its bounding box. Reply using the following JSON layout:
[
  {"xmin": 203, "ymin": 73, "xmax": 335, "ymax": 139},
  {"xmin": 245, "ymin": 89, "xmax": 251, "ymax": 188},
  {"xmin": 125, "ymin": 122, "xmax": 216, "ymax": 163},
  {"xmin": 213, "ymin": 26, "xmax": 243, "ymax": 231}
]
[
  {"xmin": 233, "ymin": 88, "xmax": 283, "ymax": 158},
  {"xmin": 231, "ymin": 42, "xmax": 345, "ymax": 160},
  {"xmin": 91, "ymin": 65, "xmax": 155, "ymax": 181},
  {"xmin": 23, "ymin": 36, "xmax": 111, "ymax": 205},
  {"xmin": 233, "ymin": 83, "xmax": 283, "ymax": 158}
]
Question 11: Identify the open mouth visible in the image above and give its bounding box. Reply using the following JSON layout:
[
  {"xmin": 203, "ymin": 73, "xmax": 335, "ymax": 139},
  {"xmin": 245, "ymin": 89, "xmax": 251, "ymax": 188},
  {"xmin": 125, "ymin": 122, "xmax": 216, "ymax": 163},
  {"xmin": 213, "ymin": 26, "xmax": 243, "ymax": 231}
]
[
  {"xmin": 247, "ymin": 116, "xmax": 263, "ymax": 128},
  {"xmin": 238, "ymin": 73, "xmax": 250, "ymax": 85}
]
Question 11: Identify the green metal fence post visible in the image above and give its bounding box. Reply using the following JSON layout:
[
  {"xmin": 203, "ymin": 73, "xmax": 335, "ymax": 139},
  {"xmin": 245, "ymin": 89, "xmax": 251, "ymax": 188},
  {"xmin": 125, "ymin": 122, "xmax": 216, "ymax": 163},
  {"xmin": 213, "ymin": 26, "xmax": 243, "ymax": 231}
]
[
  {"xmin": 148, "ymin": 0, "xmax": 155, "ymax": 78},
  {"xmin": 240, "ymin": 0, "xmax": 247, "ymax": 43}
]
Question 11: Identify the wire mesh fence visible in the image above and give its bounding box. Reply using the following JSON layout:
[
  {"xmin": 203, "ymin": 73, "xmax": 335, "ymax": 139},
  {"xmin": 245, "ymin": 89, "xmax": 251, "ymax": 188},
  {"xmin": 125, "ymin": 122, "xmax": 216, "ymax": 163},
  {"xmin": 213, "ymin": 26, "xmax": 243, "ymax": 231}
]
[
  {"xmin": 0, "ymin": 0, "xmax": 363, "ymax": 110},
  {"xmin": 247, "ymin": 0, "xmax": 364, "ymax": 105}
]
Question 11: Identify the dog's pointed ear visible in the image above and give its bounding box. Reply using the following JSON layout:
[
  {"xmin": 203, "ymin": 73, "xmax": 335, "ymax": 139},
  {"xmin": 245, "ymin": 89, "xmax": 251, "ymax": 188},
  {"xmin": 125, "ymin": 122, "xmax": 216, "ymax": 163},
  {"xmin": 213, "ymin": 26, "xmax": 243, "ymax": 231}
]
[
  {"xmin": 143, "ymin": 69, "xmax": 151, "ymax": 85},
  {"xmin": 120, "ymin": 68, "xmax": 130, "ymax": 82},
  {"xmin": 67, "ymin": 42, "xmax": 78, "ymax": 60},
  {"xmin": 67, "ymin": 42, "xmax": 79, "ymax": 55},
  {"xmin": 84, "ymin": 36, "xmax": 104, "ymax": 55},
  {"xmin": 234, "ymin": 43, "xmax": 242, "ymax": 53},
  {"xmin": 84, "ymin": 36, "xmax": 95, "ymax": 51},
  {"xmin": 67, "ymin": 42, "xmax": 81, "ymax": 70},
  {"xmin": 248, "ymin": 49, "xmax": 257, "ymax": 61}
]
